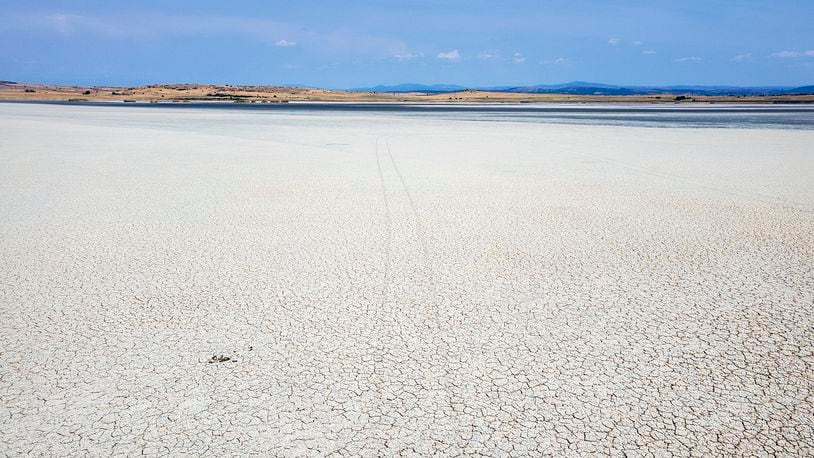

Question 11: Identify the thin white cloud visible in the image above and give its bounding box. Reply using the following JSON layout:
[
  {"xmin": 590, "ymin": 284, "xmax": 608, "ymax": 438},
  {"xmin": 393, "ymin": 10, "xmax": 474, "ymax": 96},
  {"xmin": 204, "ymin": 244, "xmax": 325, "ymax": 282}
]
[
  {"xmin": 2, "ymin": 12, "xmax": 409, "ymax": 58},
  {"xmin": 48, "ymin": 13, "xmax": 82, "ymax": 35},
  {"xmin": 540, "ymin": 57, "xmax": 571, "ymax": 66},
  {"xmin": 436, "ymin": 49, "xmax": 461, "ymax": 62},
  {"xmin": 274, "ymin": 39, "xmax": 296, "ymax": 47},
  {"xmin": 608, "ymin": 38, "xmax": 621, "ymax": 45},
  {"xmin": 674, "ymin": 56, "xmax": 702, "ymax": 63},
  {"xmin": 34, "ymin": 13, "xmax": 134, "ymax": 39},
  {"xmin": 632, "ymin": 40, "xmax": 643, "ymax": 46},
  {"xmin": 730, "ymin": 53, "xmax": 752, "ymax": 62},
  {"xmin": 770, "ymin": 50, "xmax": 814, "ymax": 59},
  {"xmin": 642, "ymin": 50, "xmax": 657, "ymax": 55},
  {"xmin": 477, "ymin": 50, "xmax": 498, "ymax": 60},
  {"xmin": 392, "ymin": 52, "xmax": 423, "ymax": 61},
  {"xmin": 771, "ymin": 50, "xmax": 801, "ymax": 58},
  {"xmin": 513, "ymin": 52, "xmax": 525, "ymax": 64}
]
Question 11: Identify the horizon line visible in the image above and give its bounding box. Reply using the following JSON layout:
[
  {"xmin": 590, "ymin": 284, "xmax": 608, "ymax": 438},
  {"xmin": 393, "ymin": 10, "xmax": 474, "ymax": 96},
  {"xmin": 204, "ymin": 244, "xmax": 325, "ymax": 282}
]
[{"xmin": 3, "ymin": 79, "xmax": 814, "ymax": 92}]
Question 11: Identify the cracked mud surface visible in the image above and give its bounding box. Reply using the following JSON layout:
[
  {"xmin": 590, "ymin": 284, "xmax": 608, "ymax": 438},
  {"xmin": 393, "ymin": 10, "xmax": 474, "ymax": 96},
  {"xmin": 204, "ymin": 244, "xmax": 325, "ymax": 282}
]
[{"xmin": 1, "ymin": 104, "xmax": 813, "ymax": 455}]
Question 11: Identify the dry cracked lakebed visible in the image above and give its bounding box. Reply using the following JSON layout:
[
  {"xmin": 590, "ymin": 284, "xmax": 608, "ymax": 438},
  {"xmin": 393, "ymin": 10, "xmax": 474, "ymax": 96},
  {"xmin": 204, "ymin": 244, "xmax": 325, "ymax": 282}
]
[{"xmin": 0, "ymin": 103, "xmax": 812, "ymax": 455}]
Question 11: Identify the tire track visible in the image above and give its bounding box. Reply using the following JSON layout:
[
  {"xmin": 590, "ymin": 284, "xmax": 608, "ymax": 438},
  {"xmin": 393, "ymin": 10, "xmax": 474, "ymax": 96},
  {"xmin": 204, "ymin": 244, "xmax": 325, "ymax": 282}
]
[
  {"xmin": 384, "ymin": 137, "xmax": 441, "ymax": 327},
  {"xmin": 373, "ymin": 137, "xmax": 392, "ymax": 315},
  {"xmin": 385, "ymin": 138, "xmax": 431, "ymax": 260}
]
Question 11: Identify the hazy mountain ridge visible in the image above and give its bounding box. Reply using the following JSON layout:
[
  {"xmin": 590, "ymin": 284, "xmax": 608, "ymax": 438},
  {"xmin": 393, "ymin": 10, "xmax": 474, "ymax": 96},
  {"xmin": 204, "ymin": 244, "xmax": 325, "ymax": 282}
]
[{"xmin": 355, "ymin": 81, "xmax": 814, "ymax": 96}]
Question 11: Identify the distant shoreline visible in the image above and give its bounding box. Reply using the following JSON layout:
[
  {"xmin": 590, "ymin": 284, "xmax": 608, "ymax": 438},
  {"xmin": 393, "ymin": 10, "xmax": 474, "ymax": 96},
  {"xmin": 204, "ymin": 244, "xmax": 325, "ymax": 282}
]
[
  {"xmin": 4, "ymin": 99, "xmax": 813, "ymax": 131},
  {"xmin": 5, "ymin": 100, "xmax": 814, "ymax": 110},
  {"xmin": 2, "ymin": 82, "xmax": 813, "ymax": 104}
]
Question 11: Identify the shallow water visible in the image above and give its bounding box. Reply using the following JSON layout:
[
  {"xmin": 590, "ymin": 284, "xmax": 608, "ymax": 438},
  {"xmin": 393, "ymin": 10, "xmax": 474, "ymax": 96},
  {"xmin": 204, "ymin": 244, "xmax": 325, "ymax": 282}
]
[{"xmin": 6, "ymin": 101, "xmax": 814, "ymax": 129}]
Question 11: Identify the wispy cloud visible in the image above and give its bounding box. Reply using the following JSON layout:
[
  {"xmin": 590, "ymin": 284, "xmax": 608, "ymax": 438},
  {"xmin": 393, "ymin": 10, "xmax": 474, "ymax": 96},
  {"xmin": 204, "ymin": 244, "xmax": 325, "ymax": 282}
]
[
  {"xmin": 2, "ymin": 11, "xmax": 409, "ymax": 58},
  {"xmin": 642, "ymin": 50, "xmax": 657, "ymax": 55},
  {"xmin": 47, "ymin": 13, "xmax": 83, "ymax": 35},
  {"xmin": 770, "ymin": 50, "xmax": 814, "ymax": 59},
  {"xmin": 540, "ymin": 57, "xmax": 572, "ymax": 66},
  {"xmin": 674, "ymin": 56, "xmax": 702, "ymax": 63},
  {"xmin": 608, "ymin": 38, "xmax": 646, "ymax": 48},
  {"xmin": 436, "ymin": 49, "xmax": 461, "ymax": 62},
  {"xmin": 477, "ymin": 50, "xmax": 498, "ymax": 60},
  {"xmin": 730, "ymin": 53, "xmax": 752, "ymax": 62},
  {"xmin": 475, "ymin": 50, "xmax": 524, "ymax": 64},
  {"xmin": 771, "ymin": 50, "xmax": 801, "ymax": 59},
  {"xmin": 37, "ymin": 13, "xmax": 138, "ymax": 39},
  {"xmin": 392, "ymin": 52, "xmax": 423, "ymax": 61}
]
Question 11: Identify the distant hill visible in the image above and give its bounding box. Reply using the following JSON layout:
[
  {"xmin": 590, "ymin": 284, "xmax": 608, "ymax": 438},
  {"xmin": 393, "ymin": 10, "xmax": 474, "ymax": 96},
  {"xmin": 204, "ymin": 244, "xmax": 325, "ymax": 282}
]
[
  {"xmin": 354, "ymin": 81, "xmax": 814, "ymax": 96},
  {"xmin": 782, "ymin": 85, "xmax": 814, "ymax": 95},
  {"xmin": 504, "ymin": 83, "xmax": 814, "ymax": 96}
]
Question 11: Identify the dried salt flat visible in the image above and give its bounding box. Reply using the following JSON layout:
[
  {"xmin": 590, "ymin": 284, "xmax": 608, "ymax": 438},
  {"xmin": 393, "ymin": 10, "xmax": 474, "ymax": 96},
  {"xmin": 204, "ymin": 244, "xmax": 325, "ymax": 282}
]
[{"xmin": 1, "ymin": 102, "xmax": 812, "ymax": 455}]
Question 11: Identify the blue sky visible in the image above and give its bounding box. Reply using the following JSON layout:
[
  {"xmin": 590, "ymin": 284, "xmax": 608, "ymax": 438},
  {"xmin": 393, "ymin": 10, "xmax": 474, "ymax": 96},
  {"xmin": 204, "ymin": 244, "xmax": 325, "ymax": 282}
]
[{"xmin": 1, "ymin": 0, "xmax": 812, "ymax": 88}]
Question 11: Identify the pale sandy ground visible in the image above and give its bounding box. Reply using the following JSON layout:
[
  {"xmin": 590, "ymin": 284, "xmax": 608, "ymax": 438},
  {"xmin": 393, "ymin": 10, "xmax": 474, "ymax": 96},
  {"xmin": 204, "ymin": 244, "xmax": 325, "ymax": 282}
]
[{"xmin": 0, "ymin": 103, "xmax": 813, "ymax": 456}]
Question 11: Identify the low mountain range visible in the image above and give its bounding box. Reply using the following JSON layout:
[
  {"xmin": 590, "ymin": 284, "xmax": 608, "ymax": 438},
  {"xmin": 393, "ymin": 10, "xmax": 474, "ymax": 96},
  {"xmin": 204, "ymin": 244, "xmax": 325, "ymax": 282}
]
[{"xmin": 353, "ymin": 81, "xmax": 814, "ymax": 96}]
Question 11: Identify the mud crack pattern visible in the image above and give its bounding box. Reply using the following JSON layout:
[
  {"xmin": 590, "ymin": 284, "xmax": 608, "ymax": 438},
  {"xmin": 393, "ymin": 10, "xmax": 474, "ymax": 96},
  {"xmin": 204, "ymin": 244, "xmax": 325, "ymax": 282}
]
[{"xmin": 0, "ymin": 104, "xmax": 813, "ymax": 455}]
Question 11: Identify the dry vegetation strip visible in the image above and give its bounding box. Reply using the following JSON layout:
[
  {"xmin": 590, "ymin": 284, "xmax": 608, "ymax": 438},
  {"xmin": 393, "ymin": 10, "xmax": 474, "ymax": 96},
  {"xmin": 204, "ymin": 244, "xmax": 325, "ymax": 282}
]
[{"xmin": 2, "ymin": 82, "xmax": 813, "ymax": 104}]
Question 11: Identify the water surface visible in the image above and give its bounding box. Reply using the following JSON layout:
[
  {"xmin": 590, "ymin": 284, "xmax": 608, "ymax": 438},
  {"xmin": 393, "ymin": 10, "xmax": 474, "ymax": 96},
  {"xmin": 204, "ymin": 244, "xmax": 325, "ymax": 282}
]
[{"xmin": 5, "ymin": 101, "xmax": 814, "ymax": 129}]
